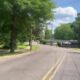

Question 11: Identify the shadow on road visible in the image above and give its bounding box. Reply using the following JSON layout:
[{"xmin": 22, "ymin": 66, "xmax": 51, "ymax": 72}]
[
  {"xmin": 69, "ymin": 51, "xmax": 80, "ymax": 54},
  {"xmin": 0, "ymin": 49, "xmax": 11, "ymax": 56}
]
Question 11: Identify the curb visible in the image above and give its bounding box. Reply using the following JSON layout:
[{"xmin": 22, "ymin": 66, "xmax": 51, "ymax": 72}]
[{"xmin": 0, "ymin": 51, "xmax": 34, "ymax": 61}]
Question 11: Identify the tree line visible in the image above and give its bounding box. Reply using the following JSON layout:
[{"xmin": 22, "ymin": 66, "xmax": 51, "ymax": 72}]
[{"xmin": 54, "ymin": 13, "xmax": 80, "ymax": 43}]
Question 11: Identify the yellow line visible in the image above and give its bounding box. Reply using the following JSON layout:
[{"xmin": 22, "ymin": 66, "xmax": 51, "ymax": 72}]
[
  {"xmin": 42, "ymin": 55, "xmax": 66, "ymax": 80},
  {"xmin": 49, "ymin": 55, "xmax": 66, "ymax": 80}
]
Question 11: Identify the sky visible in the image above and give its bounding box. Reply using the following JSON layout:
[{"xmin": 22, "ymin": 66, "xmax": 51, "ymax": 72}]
[
  {"xmin": 50, "ymin": 0, "xmax": 80, "ymax": 30},
  {"xmin": 54, "ymin": 0, "xmax": 80, "ymax": 12}
]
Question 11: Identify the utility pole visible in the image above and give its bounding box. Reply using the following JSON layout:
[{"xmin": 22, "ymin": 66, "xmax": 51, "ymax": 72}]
[
  {"xmin": 50, "ymin": 23, "xmax": 53, "ymax": 46},
  {"xmin": 47, "ymin": 22, "xmax": 53, "ymax": 46},
  {"xmin": 29, "ymin": 25, "xmax": 32, "ymax": 51}
]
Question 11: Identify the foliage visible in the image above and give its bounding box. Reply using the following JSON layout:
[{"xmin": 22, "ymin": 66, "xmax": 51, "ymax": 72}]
[
  {"xmin": 71, "ymin": 13, "xmax": 80, "ymax": 42},
  {"xmin": 45, "ymin": 27, "xmax": 52, "ymax": 39},
  {"xmin": 0, "ymin": 0, "xmax": 55, "ymax": 52},
  {"xmin": 40, "ymin": 39, "xmax": 48, "ymax": 44},
  {"xmin": 57, "ymin": 41, "xmax": 62, "ymax": 47},
  {"xmin": 32, "ymin": 23, "xmax": 44, "ymax": 40},
  {"xmin": 54, "ymin": 24, "xmax": 75, "ymax": 40}
]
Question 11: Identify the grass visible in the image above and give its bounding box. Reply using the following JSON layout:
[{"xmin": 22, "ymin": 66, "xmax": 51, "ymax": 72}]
[
  {"xmin": 17, "ymin": 43, "xmax": 39, "ymax": 51},
  {"xmin": 73, "ymin": 48, "xmax": 80, "ymax": 51},
  {"xmin": 32, "ymin": 45, "xmax": 39, "ymax": 51},
  {"xmin": 17, "ymin": 44, "xmax": 30, "ymax": 49},
  {"xmin": 0, "ymin": 44, "xmax": 39, "ymax": 57},
  {"xmin": 0, "ymin": 44, "xmax": 3, "ymax": 48}
]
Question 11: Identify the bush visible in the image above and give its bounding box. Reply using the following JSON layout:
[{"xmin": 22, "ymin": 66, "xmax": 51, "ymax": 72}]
[
  {"xmin": 57, "ymin": 41, "xmax": 62, "ymax": 47},
  {"xmin": 2, "ymin": 45, "xmax": 10, "ymax": 49},
  {"xmin": 40, "ymin": 40, "xmax": 48, "ymax": 44}
]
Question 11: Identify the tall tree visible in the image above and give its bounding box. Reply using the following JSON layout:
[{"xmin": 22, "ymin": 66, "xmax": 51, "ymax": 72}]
[
  {"xmin": 71, "ymin": 13, "xmax": 80, "ymax": 42},
  {"xmin": 45, "ymin": 27, "xmax": 52, "ymax": 40},
  {"xmin": 0, "ymin": 0, "xmax": 55, "ymax": 52},
  {"xmin": 54, "ymin": 24, "xmax": 75, "ymax": 40}
]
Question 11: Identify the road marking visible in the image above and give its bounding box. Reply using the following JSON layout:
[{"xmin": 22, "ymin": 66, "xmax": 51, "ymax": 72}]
[
  {"xmin": 49, "ymin": 55, "xmax": 66, "ymax": 80},
  {"xmin": 42, "ymin": 55, "xmax": 66, "ymax": 80}
]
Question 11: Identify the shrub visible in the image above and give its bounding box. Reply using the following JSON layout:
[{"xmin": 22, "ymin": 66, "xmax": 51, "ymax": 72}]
[
  {"xmin": 40, "ymin": 40, "xmax": 48, "ymax": 44},
  {"xmin": 57, "ymin": 41, "xmax": 62, "ymax": 47}
]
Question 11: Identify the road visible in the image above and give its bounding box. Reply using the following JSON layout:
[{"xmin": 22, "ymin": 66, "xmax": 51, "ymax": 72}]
[
  {"xmin": 0, "ymin": 44, "xmax": 79, "ymax": 80},
  {"xmin": 0, "ymin": 44, "xmax": 66, "ymax": 80},
  {"xmin": 52, "ymin": 49, "xmax": 80, "ymax": 80}
]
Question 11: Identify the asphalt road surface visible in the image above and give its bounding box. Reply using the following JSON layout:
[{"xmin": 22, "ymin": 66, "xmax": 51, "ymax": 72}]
[
  {"xmin": 0, "ymin": 44, "xmax": 66, "ymax": 80},
  {"xmin": 52, "ymin": 49, "xmax": 80, "ymax": 80}
]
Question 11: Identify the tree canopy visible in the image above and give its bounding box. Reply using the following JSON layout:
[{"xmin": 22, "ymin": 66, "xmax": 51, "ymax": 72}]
[
  {"xmin": 54, "ymin": 24, "xmax": 75, "ymax": 40},
  {"xmin": 0, "ymin": 0, "xmax": 55, "ymax": 52},
  {"xmin": 45, "ymin": 27, "xmax": 52, "ymax": 39},
  {"xmin": 71, "ymin": 13, "xmax": 80, "ymax": 42}
]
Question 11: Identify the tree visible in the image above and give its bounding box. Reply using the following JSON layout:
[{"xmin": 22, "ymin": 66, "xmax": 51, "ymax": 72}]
[
  {"xmin": 71, "ymin": 13, "xmax": 80, "ymax": 42},
  {"xmin": 32, "ymin": 23, "xmax": 44, "ymax": 40},
  {"xmin": 45, "ymin": 27, "xmax": 52, "ymax": 39},
  {"xmin": 0, "ymin": 0, "xmax": 55, "ymax": 52},
  {"xmin": 54, "ymin": 24, "xmax": 75, "ymax": 40}
]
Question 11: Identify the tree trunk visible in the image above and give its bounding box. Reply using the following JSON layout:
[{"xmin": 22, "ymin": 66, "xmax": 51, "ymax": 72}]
[
  {"xmin": 10, "ymin": 3, "xmax": 17, "ymax": 53},
  {"xmin": 10, "ymin": 24, "xmax": 17, "ymax": 53},
  {"xmin": 29, "ymin": 26, "xmax": 32, "ymax": 51}
]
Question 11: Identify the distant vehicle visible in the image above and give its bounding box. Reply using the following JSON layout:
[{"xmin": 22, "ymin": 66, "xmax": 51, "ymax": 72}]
[
  {"xmin": 57, "ymin": 40, "xmax": 79, "ymax": 48},
  {"xmin": 62, "ymin": 41, "xmax": 71, "ymax": 45},
  {"xmin": 61, "ymin": 41, "xmax": 71, "ymax": 47}
]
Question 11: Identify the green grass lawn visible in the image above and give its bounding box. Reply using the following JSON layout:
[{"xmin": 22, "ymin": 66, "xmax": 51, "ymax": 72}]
[
  {"xmin": 17, "ymin": 43, "xmax": 39, "ymax": 50},
  {"xmin": 17, "ymin": 44, "xmax": 30, "ymax": 49},
  {"xmin": 0, "ymin": 44, "xmax": 39, "ymax": 57}
]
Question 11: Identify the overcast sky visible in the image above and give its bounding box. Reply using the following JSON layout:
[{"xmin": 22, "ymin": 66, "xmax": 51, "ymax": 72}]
[{"xmin": 50, "ymin": 0, "xmax": 80, "ymax": 30}]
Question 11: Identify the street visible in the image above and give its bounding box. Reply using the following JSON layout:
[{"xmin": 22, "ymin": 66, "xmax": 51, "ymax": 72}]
[
  {"xmin": 52, "ymin": 49, "xmax": 80, "ymax": 80},
  {"xmin": 0, "ymin": 0, "xmax": 79, "ymax": 80},
  {"xmin": 0, "ymin": 45, "xmax": 65, "ymax": 80},
  {"xmin": 0, "ymin": 44, "xmax": 79, "ymax": 80}
]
